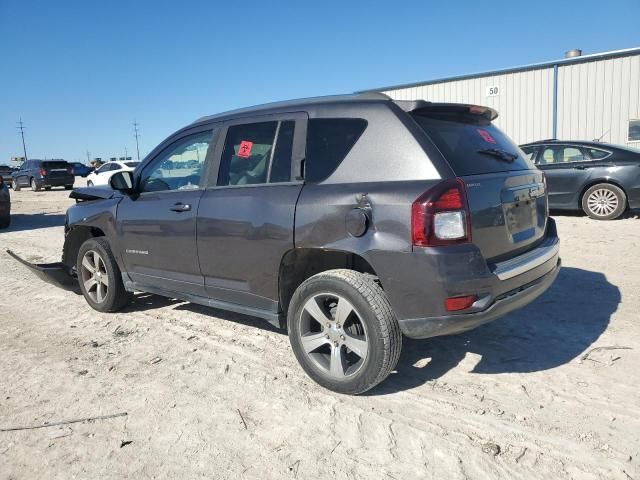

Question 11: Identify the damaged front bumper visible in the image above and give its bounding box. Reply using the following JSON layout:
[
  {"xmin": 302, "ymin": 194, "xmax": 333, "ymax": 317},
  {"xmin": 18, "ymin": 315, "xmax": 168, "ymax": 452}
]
[{"xmin": 7, "ymin": 250, "xmax": 78, "ymax": 291}]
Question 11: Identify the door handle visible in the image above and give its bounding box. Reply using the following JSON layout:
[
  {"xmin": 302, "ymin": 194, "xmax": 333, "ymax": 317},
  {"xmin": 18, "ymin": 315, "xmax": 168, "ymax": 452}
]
[
  {"xmin": 573, "ymin": 165, "xmax": 586, "ymax": 170},
  {"xmin": 170, "ymin": 203, "xmax": 191, "ymax": 212}
]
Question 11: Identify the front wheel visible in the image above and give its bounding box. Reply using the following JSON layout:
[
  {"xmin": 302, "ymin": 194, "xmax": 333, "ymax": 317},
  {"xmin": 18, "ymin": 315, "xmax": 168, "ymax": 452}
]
[
  {"xmin": 77, "ymin": 237, "xmax": 132, "ymax": 312},
  {"xmin": 12, "ymin": 180, "xmax": 21, "ymax": 191},
  {"xmin": 582, "ymin": 183, "xmax": 626, "ymax": 220},
  {"xmin": 288, "ymin": 269, "xmax": 402, "ymax": 395}
]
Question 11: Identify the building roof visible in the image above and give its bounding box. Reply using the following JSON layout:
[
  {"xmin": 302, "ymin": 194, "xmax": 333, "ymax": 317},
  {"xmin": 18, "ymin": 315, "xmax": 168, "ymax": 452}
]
[{"xmin": 359, "ymin": 46, "xmax": 640, "ymax": 93}]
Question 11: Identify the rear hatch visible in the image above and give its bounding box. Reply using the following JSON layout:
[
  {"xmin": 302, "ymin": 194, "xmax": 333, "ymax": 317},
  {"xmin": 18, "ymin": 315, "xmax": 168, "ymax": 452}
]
[
  {"xmin": 410, "ymin": 105, "xmax": 547, "ymax": 262},
  {"xmin": 42, "ymin": 161, "xmax": 70, "ymax": 178}
]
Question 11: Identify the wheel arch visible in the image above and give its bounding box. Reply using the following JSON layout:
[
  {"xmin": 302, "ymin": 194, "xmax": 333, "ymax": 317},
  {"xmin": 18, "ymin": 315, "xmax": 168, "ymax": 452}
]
[
  {"xmin": 62, "ymin": 225, "xmax": 106, "ymax": 269},
  {"xmin": 277, "ymin": 248, "xmax": 380, "ymax": 322},
  {"xmin": 578, "ymin": 178, "xmax": 628, "ymax": 210}
]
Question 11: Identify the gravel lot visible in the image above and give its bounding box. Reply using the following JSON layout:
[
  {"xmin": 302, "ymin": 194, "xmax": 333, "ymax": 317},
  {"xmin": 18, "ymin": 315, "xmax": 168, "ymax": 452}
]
[{"xmin": 1, "ymin": 182, "xmax": 639, "ymax": 479}]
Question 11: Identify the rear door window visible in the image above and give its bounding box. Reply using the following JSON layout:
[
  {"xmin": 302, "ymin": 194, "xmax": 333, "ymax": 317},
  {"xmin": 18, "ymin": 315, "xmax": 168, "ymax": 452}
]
[
  {"xmin": 305, "ymin": 118, "xmax": 367, "ymax": 182},
  {"xmin": 411, "ymin": 113, "xmax": 535, "ymax": 176},
  {"xmin": 217, "ymin": 119, "xmax": 299, "ymax": 186}
]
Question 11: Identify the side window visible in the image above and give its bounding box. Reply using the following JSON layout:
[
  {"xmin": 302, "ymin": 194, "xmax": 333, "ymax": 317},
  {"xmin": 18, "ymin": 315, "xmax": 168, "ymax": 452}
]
[
  {"xmin": 629, "ymin": 120, "xmax": 640, "ymax": 142},
  {"xmin": 269, "ymin": 121, "xmax": 295, "ymax": 183},
  {"xmin": 305, "ymin": 118, "xmax": 367, "ymax": 182},
  {"xmin": 540, "ymin": 146, "xmax": 585, "ymax": 164},
  {"xmin": 218, "ymin": 122, "xmax": 278, "ymax": 186},
  {"xmin": 587, "ymin": 148, "xmax": 611, "ymax": 160},
  {"xmin": 140, "ymin": 130, "xmax": 213, "ymax": 193},
  {"xmin": 561, "ymin": 147, "xmax": 585, "ymax": 163}
]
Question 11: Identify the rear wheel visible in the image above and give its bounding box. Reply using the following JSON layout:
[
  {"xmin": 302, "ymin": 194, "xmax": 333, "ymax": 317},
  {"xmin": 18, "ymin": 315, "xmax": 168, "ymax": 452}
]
[
  {"xmin": 582, "ymin": 183, "xmax": 626, "ymax": 220},
  {"xmin": 12, "ymin": 179, "xmax": 20, "ymax": 191},
  {"xmin": 77, "ymin": 237, "xmax": 132, "ymax": 312},
  {"xmin": 30, "ymin": 178, "xmax": 40, "ymax": 192},
  {"xmin": 288, "ymin": 269, "xmax": 402, "ymax": 395}
]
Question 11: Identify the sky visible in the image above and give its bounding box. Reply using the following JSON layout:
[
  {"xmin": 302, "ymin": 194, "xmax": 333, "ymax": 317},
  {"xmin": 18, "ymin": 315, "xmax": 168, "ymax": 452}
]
[{"xmin": 1, "ymin": 0, "xmax": 639, "ymax": 163}]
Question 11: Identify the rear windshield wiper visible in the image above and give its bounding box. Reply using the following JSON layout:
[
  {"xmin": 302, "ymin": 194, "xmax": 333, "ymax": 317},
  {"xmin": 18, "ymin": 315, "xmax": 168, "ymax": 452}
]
[{"xmin": 477, "ymin": 148, "xmax": 518, "ymax": 163}]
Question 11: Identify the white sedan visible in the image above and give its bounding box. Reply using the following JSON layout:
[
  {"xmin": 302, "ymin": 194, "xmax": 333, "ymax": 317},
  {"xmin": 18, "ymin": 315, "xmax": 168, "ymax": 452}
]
[{"xmin": 86, "ymin": 161, "xmax": 140, "ymax": 187}]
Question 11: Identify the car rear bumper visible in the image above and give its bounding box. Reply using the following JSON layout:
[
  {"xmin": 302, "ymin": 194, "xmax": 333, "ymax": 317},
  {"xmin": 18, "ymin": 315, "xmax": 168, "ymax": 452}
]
[
  {"xmin": 398, "ymin": 258, "xmax": 560, "ymax": 338},
  {"xmin": 38, "ymin": 176, "xmax": 75, "ymax": 187},
  {"xmin": 6, "ymin": 250, "xmax": 78, "ymax": 291}
]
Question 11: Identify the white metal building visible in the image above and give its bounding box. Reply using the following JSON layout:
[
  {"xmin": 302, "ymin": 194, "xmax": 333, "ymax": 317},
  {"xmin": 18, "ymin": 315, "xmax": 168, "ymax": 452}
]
[{"xmin": 364, "ymin": 47, "xmax": 640, "ymax": 147}]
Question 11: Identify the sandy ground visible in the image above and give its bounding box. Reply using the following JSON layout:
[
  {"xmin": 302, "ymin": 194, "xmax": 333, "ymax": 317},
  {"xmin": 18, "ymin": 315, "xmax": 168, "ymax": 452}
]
[{"xmin": 0, "ymin": 181, "xmax": 639, "ymax": 480}]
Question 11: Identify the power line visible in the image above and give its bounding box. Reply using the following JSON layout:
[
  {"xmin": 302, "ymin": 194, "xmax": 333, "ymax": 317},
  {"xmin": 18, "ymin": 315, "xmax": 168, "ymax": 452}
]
[
  {"xmin": 17, "ymin": 118, "xmax": 28, "ymax": 161},
  {"xmin": 133, "ymin": 120, "xmax": 141, "ymax": 161}
]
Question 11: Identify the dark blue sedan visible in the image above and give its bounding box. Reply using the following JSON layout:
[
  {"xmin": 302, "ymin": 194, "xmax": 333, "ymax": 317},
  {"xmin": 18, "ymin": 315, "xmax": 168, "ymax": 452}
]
[{"xmin": 70, "ymin": 162, "xmax": 95, "ymax": 177}]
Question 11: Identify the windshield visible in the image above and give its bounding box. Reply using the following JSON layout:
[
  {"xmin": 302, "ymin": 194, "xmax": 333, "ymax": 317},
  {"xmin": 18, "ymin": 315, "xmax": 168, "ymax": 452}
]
[{"xmin": 411, "ymin": 112, "xmax": 535, "ymax": 176}]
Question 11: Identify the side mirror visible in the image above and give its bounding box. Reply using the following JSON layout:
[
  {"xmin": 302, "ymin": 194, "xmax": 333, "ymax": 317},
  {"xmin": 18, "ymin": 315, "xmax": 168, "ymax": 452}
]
[{"xmin": 109, "ymin": 171, "xmax": 135, "ymax": 193}]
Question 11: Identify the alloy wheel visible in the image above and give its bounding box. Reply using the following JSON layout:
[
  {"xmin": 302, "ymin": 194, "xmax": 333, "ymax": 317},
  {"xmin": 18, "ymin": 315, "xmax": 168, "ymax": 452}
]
[
  {"xmin": 298, "ymin": 293, "xmax": 369, "ymax": 379},
  {"xmin": 80, "ymin": 250, "xmax": 110, "ymax": 303},
  {"xmin": 587, "ymin": 188, "xmax": 619, "ymax": 217}
]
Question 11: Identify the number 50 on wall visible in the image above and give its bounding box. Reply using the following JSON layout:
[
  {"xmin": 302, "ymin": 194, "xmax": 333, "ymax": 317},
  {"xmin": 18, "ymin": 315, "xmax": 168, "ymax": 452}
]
[{"xmin": 486, "ymin": 85, "xmax": 500, "ymax": 97}]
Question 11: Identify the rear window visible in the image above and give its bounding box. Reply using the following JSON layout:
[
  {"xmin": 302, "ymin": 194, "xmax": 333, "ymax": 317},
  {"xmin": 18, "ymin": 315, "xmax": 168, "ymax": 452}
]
[
  {"xmin": 125, "ymin": 162, "xmax": 140, "ymax": 168},
  {"xmin": 411, "ymin": 112, "xmax": 535, "ymax": 176},
  {"xmin": 305, "ymin": 118, "xmax": 367, "ymax": 182},
  {"xmin": 42, "ymin": 161, "xmax": 68, "ymax": 169}
]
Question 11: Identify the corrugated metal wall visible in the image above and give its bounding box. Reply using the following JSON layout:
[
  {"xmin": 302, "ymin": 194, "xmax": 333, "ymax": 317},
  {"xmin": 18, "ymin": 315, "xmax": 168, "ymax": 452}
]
[
  {"xmin": 557, "ymin": 55, "xmax": 640, "ymax": 145},
  {"xmin": 382, "ymin": 53, "xmax": 640, "ymax": 147}
]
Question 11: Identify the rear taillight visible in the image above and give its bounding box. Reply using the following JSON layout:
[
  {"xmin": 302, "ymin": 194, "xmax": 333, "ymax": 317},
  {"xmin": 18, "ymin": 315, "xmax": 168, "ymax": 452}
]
[
  {"xmin": 39, "ymin": 168, "xmax": 46, "ymax": 176},
  {"xmin": 411, "ymin": 178, "xmax": 471, "ymax": 247},
  {"xmin": 445, "ymin": 295, "xmax": 478, "ymax": 312}
]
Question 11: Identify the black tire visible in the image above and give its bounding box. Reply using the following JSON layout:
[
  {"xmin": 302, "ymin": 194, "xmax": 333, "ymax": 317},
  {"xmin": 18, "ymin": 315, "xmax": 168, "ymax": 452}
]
[
  {"xmin": 0, "ymin": 214, "xmax": 9, "ymax": 229},
  {"xmin": 288, "ymin": 269, "xmax": 402, "ymax": 395},
  {"xmin": 65, "ymin": 185, "xmax": 73, "ymax": 190},
  {"xmin": 581, "ymin": 183, "xmax": 626, "ymax": 220},
  {"xmin": 87, "ymin": 180, "xmax": 93, "ymax": 187},
  {"xmin": 30, "ymin": 178, "xmax": 40, "ymax": 192},
  {"xmin": 77, "ymin": 237, "xmax": 132, "ymax": 312},
  {"xmin": 12, "ymin": 180, "xmax": 20, "ymax": 191}
]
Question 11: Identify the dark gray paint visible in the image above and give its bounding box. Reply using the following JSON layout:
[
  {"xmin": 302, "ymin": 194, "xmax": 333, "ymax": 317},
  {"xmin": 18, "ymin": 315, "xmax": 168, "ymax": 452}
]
[
  {"xmin": 522, "ymin": 140, "xmax": 640, "ymax": 210},
  {"xmin": 26, "ymin": 92, "xmax": 560, "ymax": 339}
]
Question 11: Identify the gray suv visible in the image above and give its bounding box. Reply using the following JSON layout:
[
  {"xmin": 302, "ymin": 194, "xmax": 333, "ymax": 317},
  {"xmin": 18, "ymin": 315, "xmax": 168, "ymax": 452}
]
[{"xmin": 9, "ymin": 93, "xmax": 560, "ymax": 394}]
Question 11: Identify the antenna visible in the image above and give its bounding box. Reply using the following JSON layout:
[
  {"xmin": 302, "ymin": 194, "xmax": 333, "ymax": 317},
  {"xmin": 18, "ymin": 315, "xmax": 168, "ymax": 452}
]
[
  {"xmin": 594, "ymin": 129, "xmax": 610, "ymax": 142},
  {"xmin": 133, "ymin": 120, "xmax": 141, "ymax": 161},
  {"xmin": 17, "ymin": 118, "xmax": 28, "ymax": 161}
]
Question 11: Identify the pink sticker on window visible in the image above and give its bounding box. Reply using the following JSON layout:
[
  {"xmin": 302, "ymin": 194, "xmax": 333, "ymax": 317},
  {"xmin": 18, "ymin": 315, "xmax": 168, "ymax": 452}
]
[
  {"xmin": 476, "ymin": 128, "xmax": 496, "ymax": 144},
  {"xmin": 237, "ymin": 140, "xmax": 253, "ymax": 158}
]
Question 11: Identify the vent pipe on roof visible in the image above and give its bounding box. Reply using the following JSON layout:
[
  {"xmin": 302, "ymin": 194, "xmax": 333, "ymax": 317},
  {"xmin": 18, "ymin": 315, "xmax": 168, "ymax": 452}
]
[{"xmin": 565, "ymin": 49, "xmax": 582, "ymax": 58}]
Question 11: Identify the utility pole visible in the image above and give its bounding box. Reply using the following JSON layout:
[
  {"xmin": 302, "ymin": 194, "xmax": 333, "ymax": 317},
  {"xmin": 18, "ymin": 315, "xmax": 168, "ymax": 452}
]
[
  {"xmin": 17, "ymin": 118, "xmax": 28, "ymax": 161},
  {"xmin": 133, "ymin": 120, "xmax": 141, "ymax": 161},
  {"xmin": 86, "ymin": 150, "xmax": 91, "ymax": 165}
]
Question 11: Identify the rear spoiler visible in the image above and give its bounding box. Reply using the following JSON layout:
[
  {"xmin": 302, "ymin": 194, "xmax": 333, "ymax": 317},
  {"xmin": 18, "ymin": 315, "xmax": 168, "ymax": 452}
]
[{"xmin": 393, "ymin": 100, "xmax": 498, "ymax": 121}]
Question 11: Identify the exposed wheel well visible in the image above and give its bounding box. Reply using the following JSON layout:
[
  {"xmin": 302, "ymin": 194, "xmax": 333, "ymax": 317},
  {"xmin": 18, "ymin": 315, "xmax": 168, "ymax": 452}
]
[
  {"xmin": 62, "ymin": 226, "xmax": 106, "ymax": 268},
  {"xmin": 278, "ymin": 249, "xmax": 379, "ymax": 321},
  {"xmin": 579, "ymin": 180, "xmax": 627, "ymax": 210}
]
